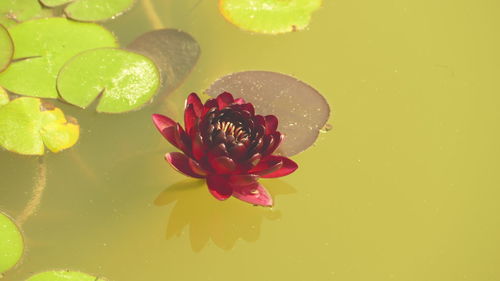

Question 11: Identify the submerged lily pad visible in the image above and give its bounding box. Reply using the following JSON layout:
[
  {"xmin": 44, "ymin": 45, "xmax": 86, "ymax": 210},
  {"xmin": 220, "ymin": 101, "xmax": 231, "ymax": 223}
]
[
  {"xmin": 0, "ymin": 97, "xmax": 80, "ymax": 155},
  {"xmin": 0, "ymin": 18, "xmax": 118, "ymax": 98},
  {"xmin": 127, "ymin": 29, "xmax": 201, "ymax": 95},
  {"xmin": 0, "ymin": 0, "xmax": 52, "ymax": 28},
  {"xmin": 40, "ymin": 0, "xmax": 135, "ymax": 22},
  {"xmin": 0, "ymin": 24, "xmax": 12, "ymax": 72},
  {"xmin": 26, "ymin": 270, "xmax": 105, "ymax": 281},
  {"xmin": 58, "ymin": 48, "xmax": 160, "ymax": 113},
  {"xmin": 0, "ymin": 212, "xmax": 23, "ymax": 274},
  {"xmin": 219, "ymin": 0, "xmax": 322, "ymax": 34},
  {"xmin": 206, "ymin": 71, "xmax": 330, "ymax": 156}
]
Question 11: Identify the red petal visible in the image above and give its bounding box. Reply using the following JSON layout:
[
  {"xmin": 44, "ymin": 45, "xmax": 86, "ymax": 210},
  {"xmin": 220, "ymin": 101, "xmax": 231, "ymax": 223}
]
[
  {"xmin": 188, "ymin": 158, "xmax": 208, "ymax": 176},
  {"xmin": 206, "ymin": 175, "xmax": 233, "ymax": 200},
  {"xmin": 217, "ymin": 92, "xmax": 234, "ymax": 109},
  {"xmin": 261, "ymin": 157, "xmax": 298, "ymax": 178},
  {"xmin": 186, "ymin": 93, "xmax": 203, "ymax": 117},
  {"xmin": 249, "ymin": 156, "xmax": 283, "ymax": 176},
  {"xmin": 191, "ymin": 125, "xmax": 204, "ymax": 160},
  {"xmin": 210, "ymin": 156, "xmax": 236, "ymax": 174},
  {"xmin": 203, "ymin": 98, "xmax": 218, "ymax": 115},
  {"xmin": 162, "ymin": 124, "xmax": 191, "ymax": 155},
  {"xmin": 234, "ymin": 98, "xmax": 246, "ymax": 104},
  {"xmin": 184, "ymin": 104, "xmax": 197, "ymax": 134},
  {"xmin": 232, "ymin": 182, "xmax": 273, "ymax": 207},
  {"xmin": 254, "ymin": 115, "xmax": 265, "ymax": 127},
  {"xmin": 208, "ymin": 143, "xmax": 228, "ymax": 158},
  {"xmin": 264, "ymin": 115, "xmax": 278, "ymax": 134},
  {"xmin": 228, "ymin": 174, "xmax": 260, "ymax": 186},
  {"xmin": 165, "ymin": 152, "xmax": 204, "ymax": 178},
  {"xmin": 152, "ymin": 114, "xmax": 175, "ymax": 132},
  {"xmin": 228, "ymin": 142, "xmax": 246, "ymax": 160},
  {"xmin": 264, "ymin": 132, "xmax": 284, "ymax": 156}
]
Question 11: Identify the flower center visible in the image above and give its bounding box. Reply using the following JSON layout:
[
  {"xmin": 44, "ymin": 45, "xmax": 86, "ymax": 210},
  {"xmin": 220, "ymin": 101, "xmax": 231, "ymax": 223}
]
[{"xmin": 216, "ymin": 120, "xmax": 249, "ymax": 142}]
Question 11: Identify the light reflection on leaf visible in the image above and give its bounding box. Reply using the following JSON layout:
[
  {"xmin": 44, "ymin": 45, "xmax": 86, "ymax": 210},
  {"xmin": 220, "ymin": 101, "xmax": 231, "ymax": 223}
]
[
  {"xmin": 40, "ymin": 0, "xmax": 135, "ymax": 22},
  {"xmin": 219, "ymin": 0, "xmax": 322, "ymax": 34},
  {"xmin": 0, "ymin": 212, "xmax": 23, "ymax": 274},
  {"xmin": 0, "ymin": 18, "xmax": 118, "ymax": 99},
  {"xmin": 57, "ymin": 48, "xmax": 160, "ymax": 113}
]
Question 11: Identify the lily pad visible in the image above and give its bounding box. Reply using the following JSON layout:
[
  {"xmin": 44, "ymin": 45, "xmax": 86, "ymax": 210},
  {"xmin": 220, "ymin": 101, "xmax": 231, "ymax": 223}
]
[
  {"xmin": 0, "ymin": 97, "xmax": 80, "ymax": 155},
  {"xmin": 206, "ymin": 71, "xmax": 330, "ymax": 156},
  {"xmin": 0, "ymin": 24, "xmax": 13, "ymax": 72},
  {"xmin": 58, "ymin": 48, "xmax": 160, "ymax": 113},
  {"xmin": 0, "ymin": 87, "xmax": 8, "ymax": 106},
  {"xmin": 219, "ymin": 0, "xmax": 322, "ymax": 34},
  {"xmin": 0, "ymin": 0, "xmax": 52, "ymax": 28},
  {"xmin": 0, "ymin": 212, "xmax": 23, "ymax": 274},
  {"xmin": 127, "ymin": 29, "xmax": 201, "ymax": 95},
  {"xmin": 26, "ymin": 270, "xmax": 105, "ymax": 281},
  {"xmin": 40, "ymin": 0, "xmax": 135, "ymax": 22},
  {"xmin": 0, "ymin": 18, "xmax": 118, "ymax": 98}
]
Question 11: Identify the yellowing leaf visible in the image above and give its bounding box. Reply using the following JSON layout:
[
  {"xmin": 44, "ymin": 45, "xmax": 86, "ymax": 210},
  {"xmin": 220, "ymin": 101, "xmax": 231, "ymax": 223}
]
[{"xmin": 0, "ymin": 97, "xmax": 80, "ymax": 155}]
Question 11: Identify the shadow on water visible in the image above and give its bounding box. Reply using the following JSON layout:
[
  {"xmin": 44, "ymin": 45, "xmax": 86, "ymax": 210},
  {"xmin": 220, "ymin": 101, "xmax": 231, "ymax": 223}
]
[{"xmin": 154, "ymin": 179, "xmax": 296, "ymax": 252}]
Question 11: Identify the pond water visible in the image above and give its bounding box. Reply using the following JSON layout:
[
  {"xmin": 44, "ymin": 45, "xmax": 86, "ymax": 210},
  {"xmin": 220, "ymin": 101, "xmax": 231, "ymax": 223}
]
[{"xmin": 1, "ymin": 0, "xmax": 500, "ymax": 280}]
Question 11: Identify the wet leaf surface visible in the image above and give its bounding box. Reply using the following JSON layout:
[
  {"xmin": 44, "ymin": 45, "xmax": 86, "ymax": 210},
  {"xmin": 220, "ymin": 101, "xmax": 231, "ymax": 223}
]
[
  {"xmin": 206, "ymin": 71, "xmax": 330, "ymax": 156},
  {"xmin": 0, "ymin": 18, "xmax": 118, "ymax": 98},
  {"xmin": 0, "ymin": 0, "xmax": 52, "ymax": 28},
  {"xmin": 0, "ymin": 87, "xmax": 8, "ymax": 106},
  {"xmin": 127, "ymin": 29, "xmax": 201, "ymax": 96},
  {"xmin": 40, "ymin": 0, "xmax": 135, "ymax": 22},
  {"xmin": 0, "ymin": 212, "xmax": 23, "ymax": 274},
  {"xmin": 0, "ymin": 24, "xmax": 12, "ymax": 72},
  {"xmin": 219, "ymin": 0, "xmax": 322, "ymax": 34},
  {"xmin": 58, "ymin": 48, "xmax": 160, "ymax": 113},
  {"xmin": 26, "ymin": 270, "xmax": 105, "ymax": 281},
  {"xmin": 0, "ymin": 97, "xmax": 80, "ymax": 155}
]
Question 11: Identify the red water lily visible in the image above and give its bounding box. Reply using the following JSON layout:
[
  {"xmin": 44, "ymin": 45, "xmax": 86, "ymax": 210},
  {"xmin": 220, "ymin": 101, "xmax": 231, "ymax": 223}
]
[{"xmin": 152, "ymin": 92, "xmax": 298, "ymax": 207}]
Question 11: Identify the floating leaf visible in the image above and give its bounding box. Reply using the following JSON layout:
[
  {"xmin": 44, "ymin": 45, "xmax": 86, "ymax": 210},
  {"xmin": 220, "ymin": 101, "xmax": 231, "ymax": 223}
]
[
  {"xmin": 0, "ymin": 24, "xmax": 13, "ymax": 72},
  {"xmin": 0, "ymin": 97, "xmax": 80, "ymax": 155},
  {"xmin": 219, "ymin": 0, "xmax": 322, "ymax": 34},
  {"xmin": 26, "ymin": 270, "xmax": 105, "ymax": 281},
  {"xmin": 40, "ymin": 0, "xmax": 135, "ymax": 22},
  {"xmin": 0, "ymin": 18, "xmax": 118, "ymax": 98},
  {"xmin": 0, "ymin": 0, "xmax": 52, "ymax": 28},
  {"xmin": 0, "ymin": 87, "xmax": 8, "ymax": 106},
  {"xmin": 58, "ymin": 48, "xmax": 160, "ymax": 113},
  {"xmin": 206, "ymin": 71, "xmax": 330, "ymax": 156},
  {"xmin": 0, "ymin": 212, "xmax": 23, "ymax": 274},
  {"xmin": 127, "ymin": 29, "xmax": 201, "ymax": 95}
]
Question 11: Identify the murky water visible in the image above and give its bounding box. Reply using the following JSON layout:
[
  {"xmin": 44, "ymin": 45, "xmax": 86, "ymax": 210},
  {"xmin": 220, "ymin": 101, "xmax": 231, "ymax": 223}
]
[{"xmin": 2, "ymin": 0, "xmax": 500, "ymax": 280}]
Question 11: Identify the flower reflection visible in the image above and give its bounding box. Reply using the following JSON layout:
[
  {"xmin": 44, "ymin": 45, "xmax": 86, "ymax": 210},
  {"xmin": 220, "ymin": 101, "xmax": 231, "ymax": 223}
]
[{"xmin": 154, "ymin": 179, "xmax": 296, "ymax": 251}]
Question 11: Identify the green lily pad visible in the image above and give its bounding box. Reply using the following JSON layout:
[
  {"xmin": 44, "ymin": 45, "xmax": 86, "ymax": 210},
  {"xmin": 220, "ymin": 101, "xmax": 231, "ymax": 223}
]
[
  {"xmin": 0, "ymin": 212, "xmax": 23, "ymax": 274},
  {"xmin": 0, "ymin": 0, "xmax": 52, "ymax": 28},
  {"xmin": 127, "ymin": 29, "xmax": 201, "ymax": 96},
  {"xmin": 0, "ymin": 18, "xmax": 118, "ymax": 99},
  {"xmin": 58, "ymin": 48, "xmax": 160, "ymax": 113},
  {"xmin": 40, "ymin": 0, "xmax": 135, "ymax": 22},
  {"xmin": 0, "ymin": 97, "xmax": 80, "ymax": 155},
  {"xmin": 206, "ymin": 71, "xmax": 330, "ymax": 156},
  {"xmin": 0, "ymin": 24, "xmax": 13, "ymax": 72},
  {"xmin": 219, "ymin": 0, "xmax": 322, "ymax": 34},
  {"xmin": 0, "ymin": 87, "xmax": 8, "ymax": 106},
  {"xmin": 26, "ymin": 270, "xmax": 106, "ymax": 281}
]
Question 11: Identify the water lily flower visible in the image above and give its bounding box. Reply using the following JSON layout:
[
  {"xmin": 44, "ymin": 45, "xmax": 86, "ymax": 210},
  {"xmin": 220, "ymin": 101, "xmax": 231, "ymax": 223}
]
[{"xmin": 152, "ymin": 92, "xmax": 298, "ymax": 207}]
